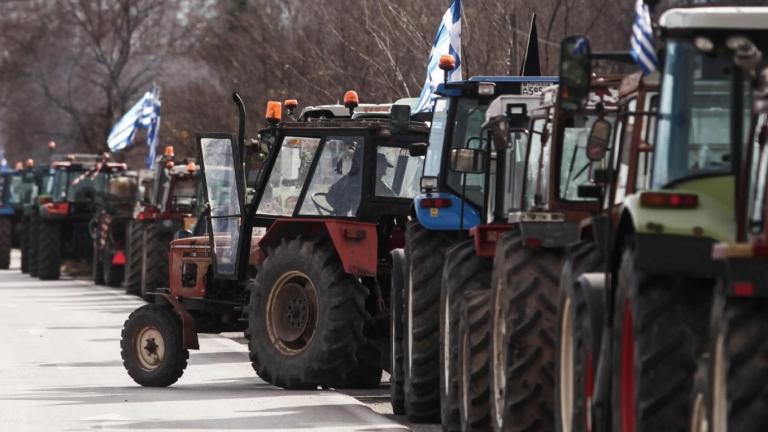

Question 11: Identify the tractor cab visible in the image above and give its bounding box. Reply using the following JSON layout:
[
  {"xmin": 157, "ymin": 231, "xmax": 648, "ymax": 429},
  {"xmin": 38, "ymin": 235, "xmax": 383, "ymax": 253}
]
[
  {"xmin": 43, "ymin": 154, "xmax": 127, "ymax": 218},
  {"xmin": 137, "ymin": 145, "xmax": 202, "ymax": 223}
]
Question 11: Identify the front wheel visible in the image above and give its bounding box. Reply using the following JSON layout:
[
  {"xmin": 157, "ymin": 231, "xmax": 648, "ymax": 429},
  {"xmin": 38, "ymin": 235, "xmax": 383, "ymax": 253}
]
[
  {"xmin": 124, "ymin": 220, "xmax": 145, "ymax": 295},
  {"xmin": 612, "ymin": 244, "xmax": 712, "ymax": 432},
  {"xmin": 0, "ymin": 217, "xmax": 11, "ymax": 270},
  {"xmin": 120, "ymin": 304, "xmax": 188, "ymax": 387},
  {"xmin": 37, "ymin": 220, "xmax": 61, "ymax": 280},
  {"xmin": 390, "ymin": 249, "xmax": 406, "ymax": 415}
]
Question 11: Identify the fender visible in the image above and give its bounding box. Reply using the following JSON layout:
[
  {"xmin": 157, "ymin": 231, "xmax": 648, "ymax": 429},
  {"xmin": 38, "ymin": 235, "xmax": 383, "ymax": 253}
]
[
  {"xmin": 259, "ymin": 218, "xmax": 378, "ymax": 277},
  {"xmin": 150, "ymin": 292, "xmax": 200, "ymax": 350},
  {"xmin": 469, "ymin": 224, "xmax": 515, "ymax": 257},
  {"xmin": 413, "ymin": 192, "xmax": 481, "ymax": 231}
]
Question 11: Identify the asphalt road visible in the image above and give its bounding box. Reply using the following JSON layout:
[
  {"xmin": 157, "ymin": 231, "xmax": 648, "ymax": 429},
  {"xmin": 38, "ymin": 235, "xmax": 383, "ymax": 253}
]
[{"xmin": 0, "ymin": 251, "xmax": 440, "ymax": 432}]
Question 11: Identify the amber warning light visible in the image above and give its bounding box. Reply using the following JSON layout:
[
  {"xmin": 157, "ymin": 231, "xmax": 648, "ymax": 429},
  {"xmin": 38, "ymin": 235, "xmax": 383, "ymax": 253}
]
[
  {"xmin": 266, "ymin": 101, "xmax": 282, "ymax": 124},
  {"xmin": 164, "ymin": 146, "xmax": 175, "ymax": 157},
  {"xmin": 439, "ymin": 54, "xmax": 456, "ymax": 71}
]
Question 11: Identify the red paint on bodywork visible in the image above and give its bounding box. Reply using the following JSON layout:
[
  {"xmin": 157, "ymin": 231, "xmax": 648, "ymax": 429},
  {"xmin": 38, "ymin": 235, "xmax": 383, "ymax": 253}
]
[
  {"xmin": 259, "ymin": 219, "xmax": 378, "ymax": 277},
  {"xmin": 470, "ymin": 224, "xmax": 514, "ymax": 257}
]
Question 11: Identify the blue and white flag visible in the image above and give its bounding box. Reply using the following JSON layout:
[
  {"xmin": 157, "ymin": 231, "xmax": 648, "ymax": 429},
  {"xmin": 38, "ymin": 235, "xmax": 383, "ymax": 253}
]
[
  {"xmin": 630, "ymin": 0, "xmax": 657, "ymax": 75},
  {"xmin": 414, "ymin": 0, "xmax": 462, "ymax": 113},
  {"xmin": 107, "ymin": 86, "xmax": 161, "ymax": 168}
]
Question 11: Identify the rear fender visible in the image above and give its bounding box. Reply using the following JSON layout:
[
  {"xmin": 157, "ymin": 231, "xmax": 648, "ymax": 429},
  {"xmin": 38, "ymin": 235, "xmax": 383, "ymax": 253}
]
[
  {"xmin": 151, "ymin": 293, "xmax": 200, "ymax": 350},
  {"xmin": 413, "ymin": 192, "xmax": 481, "ymax": 231},
  {"xmin": 469, "ymin": 224, "xmax": 515, "ymax": 257},
  {"xmin": 259, "ymin": 219, "xmax": 378, "ymax": 277}
]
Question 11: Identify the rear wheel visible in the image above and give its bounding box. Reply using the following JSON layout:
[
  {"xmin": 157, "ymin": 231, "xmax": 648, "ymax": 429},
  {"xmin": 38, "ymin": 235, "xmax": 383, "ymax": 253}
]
[
  {"xmin": 142, "ymin": 224, "xmax": 171, "ymax": 300},
  {"xmin": 92, "ymin": 239, "xmax": 105, "ymax": 284},
  {"xmin": 20, "ymin": 220, "xmax": 29, "ymax": 273},
  {"xmin": 0, "ymin": 217, "xmax": 11, "ymax": 269},
  {"xmin": 404, "ymin": 221, "xmax": 454, "ymax": 422},
  {"xmin": 458, "ymin": 288, "xmax": 493, "ymax": 432},
  {"xmin": 37, "ymin": 220, "xmax": 61, "ymax": 280},
  {"xmin": 612, "ymin": 244, "xmax": 711, "ymax": 432},
  {"xmin": 390, "ymin": 249, "xmax": 406, "ymax": 414},
  {"xmin": 496, "ymin": 237, "xmax": 563, "ymax": 432},
  {"xmin": 705, "ymin": 297, "xmax": 768, "ymax": 432},
  {"xmin": 556, "ymin": 242, "xmax": 602, "ymax": 432},
  {"xmin": 121, "ymin": 304, "xmax": 188, "ymax": 387},
  {"xmin": 28, "ymin": 214, "xmax": 40, "ymax": 277},
  {"xmin": 124, "ymin": 220, "xmax": 144, "ymax": 295},
  {"xmin": 441, "ymin": 239, "xmax": 492, "ymax": 431},
  {"xmin": 246, "ymin": 236, "xmax": 373, "ymax": 389}
]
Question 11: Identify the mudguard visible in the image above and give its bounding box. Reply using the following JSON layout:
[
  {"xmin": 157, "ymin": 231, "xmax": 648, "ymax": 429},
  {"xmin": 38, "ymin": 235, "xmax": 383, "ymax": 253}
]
[
  {"xmin": 413, "ymin": 192, "xmax": 481, "ymax": 231},
  {"xmin": 151, "ymin": 292, "xmax": 200, "ymax": 350}
]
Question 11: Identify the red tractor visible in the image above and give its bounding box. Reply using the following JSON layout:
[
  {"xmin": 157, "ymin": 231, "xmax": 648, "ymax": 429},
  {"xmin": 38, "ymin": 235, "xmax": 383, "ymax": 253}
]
[
  {"xmin": 124, "ymin": 147, "xmax": 202, "ymax": 300},
  {"xmin": 120, "ymin": 92, "xmax": 429, "ymax": 389}
]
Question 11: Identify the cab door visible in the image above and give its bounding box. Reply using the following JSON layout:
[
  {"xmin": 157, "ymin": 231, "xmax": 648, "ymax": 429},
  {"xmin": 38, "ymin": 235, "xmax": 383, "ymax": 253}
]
[{"xmin": 197, "ymin": 133, "xmax": 245, "ymax": 279}]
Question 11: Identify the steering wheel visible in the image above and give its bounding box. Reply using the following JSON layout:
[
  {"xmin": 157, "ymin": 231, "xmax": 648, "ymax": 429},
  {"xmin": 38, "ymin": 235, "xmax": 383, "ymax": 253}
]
[{"xmin": 311, "ymin": 192, "xmax": 335, "ymax": 215}]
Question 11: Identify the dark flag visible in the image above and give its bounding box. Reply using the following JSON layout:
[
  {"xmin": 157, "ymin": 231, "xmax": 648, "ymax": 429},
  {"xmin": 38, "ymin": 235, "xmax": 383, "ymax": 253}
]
[{"xmin": 519, "ymin": 14, "xmax": 541, "ymax": 76}]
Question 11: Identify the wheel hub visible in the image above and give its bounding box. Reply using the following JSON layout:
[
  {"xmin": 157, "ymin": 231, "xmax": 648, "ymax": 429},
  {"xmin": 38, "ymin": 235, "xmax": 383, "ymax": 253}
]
[
  {"xmin": 267, "ymin": 271, "xmax": 318, "ymax": 355},
  {"xmin": 136, "ymin": 326, "xmax": 165, "ymax": 371}
]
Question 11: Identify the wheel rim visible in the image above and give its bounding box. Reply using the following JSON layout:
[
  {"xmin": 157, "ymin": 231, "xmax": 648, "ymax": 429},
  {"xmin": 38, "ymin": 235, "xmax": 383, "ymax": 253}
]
[
  {"xmin": 691, "ymin": 391, "xmax": 709, "ymax": 432},
  {"xmin": 266, "ymin": 271, "xmax": 318, "ymax": 356},
  {"xmin": 492, "ymin": 278, "xmax": 507, "ymax": 429},
  {"xmin": 620, "ymin": 300, "xmax": 636, "ymax": 432},
  {"xmin": 442, "ymin": 284, "xmax": 451, "ymax": 393},
  {"xmin": 712, "ymin": 330, "xmax": 726, "ymax": 432},
  {"xmin": 135, "ymin": 325, "xmax": 165, "ymax": 371},
  {"xmin": 560, "ymin": 297, "xmax": 574, "ymax": 432}
]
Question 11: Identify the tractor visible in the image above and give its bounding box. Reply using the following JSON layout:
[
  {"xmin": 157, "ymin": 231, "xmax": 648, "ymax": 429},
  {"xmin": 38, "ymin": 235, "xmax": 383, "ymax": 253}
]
[
  {"xmin": 688, "ymin": 29, "xmax": 768, "ymax": 432},
  {"xmin": 90, "ymin": 169, "xmax": 139, "ymax": 287},
  {"xmin": 21, "ymin": 161, "xmax": 52, "ymax": 277},
  {"xmin": 123, "ymin": 146, "xmax": 202, "ymax": 300},
  {"xmin": 552, "ymin": 7, "xmax": 768, "ymax": 432},
  {"xmin": 397, "ymin": 66, "xmax": 557, "ymax": 422},
  {"xmin": 34, "ymin": 153, "xmax": 127, "ymax": 280},
  {"xmin": 119, "ymin": 93, "xmax": 429, "ymax": 390},
  {"xmin": 481, "ymin": 68, "xmax": 622, "ymax": 432},
  {"xmin": 0, "ymin": 164, "xmax": 22, "ymax": 269}
]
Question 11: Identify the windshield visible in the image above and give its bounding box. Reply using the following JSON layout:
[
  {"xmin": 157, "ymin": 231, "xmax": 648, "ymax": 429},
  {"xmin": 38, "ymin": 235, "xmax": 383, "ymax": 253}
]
[
  {"xmin": 504, "ymin": 130, "xmax": 529, "ymax": 213},
  {"xmin": 0, "ymin": 175, "xmax": 7, "ymax": 206},
  {"xmin": 654, "ymin": 39, "xmax": 750, "ymax": 187},
  {"xmin": 424, "ymin": 97, "xmax": 449, "ymax": 177},
  {"xmin": 446, "ymin": 98, "xmax": 489, "ymax": 208},
  {"xmin": 376, "ymin": 147, "xmax": 423, "ymax": 199},
  {"xmin": 169, "ymin": 177, "xmax": 198, "ymax": 213},
  {"xmin": 258, "ymin": 136, "xmax": 320, "ymax": 216},
  {"xmin": 300, "ymin": 136, "xmax": 363, "ymax": 217},
  {"xmin": 523, "ymin": 118, "xmax": 552, "ymax": 209}
]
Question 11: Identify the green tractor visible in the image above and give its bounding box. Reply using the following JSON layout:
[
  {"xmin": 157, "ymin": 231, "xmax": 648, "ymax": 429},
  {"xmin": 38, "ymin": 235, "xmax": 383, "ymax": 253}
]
[{"xmin": 553, "ymin": 7, "xmax": 768, "ymax": 432}]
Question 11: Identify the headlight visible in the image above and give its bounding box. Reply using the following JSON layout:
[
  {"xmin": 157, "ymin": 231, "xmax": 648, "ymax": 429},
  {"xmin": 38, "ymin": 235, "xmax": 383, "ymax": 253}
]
[{"xmin": 420, "ymin": 176, "xmax": 438, "ymax": 191}]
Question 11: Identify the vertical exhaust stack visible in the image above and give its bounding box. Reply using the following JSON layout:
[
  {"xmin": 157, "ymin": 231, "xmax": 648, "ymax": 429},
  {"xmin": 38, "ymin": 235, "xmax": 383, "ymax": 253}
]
[
  {"xmin": 232, "ymin": 92, "xmax": 246, "ymax": 164},
  {"xmin": 520, "ymin": 14, "xmax": 541, "ymax": 77}
]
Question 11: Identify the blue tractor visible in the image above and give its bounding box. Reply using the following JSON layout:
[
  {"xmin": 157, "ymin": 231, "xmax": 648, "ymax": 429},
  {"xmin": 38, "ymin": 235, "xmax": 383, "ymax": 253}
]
[
  {"xmin": 0, "ymin": 163, "xmax": 23, "ymax": 269},
  {"xmin": 390, "ymin": 74, "xmax": 556, "ymax": 422}
]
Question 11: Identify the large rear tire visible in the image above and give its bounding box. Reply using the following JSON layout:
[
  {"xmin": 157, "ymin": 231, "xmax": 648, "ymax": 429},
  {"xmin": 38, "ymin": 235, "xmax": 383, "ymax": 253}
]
[
  {"xmin": 29, "ymin": 214, "xmax": 40, "ymax": 277},
  {"xmin": 92, "ymin": 239, "xmax": 105, "ymax": 285},
  {"xmin": 141, "ymin": 224, "xmax": 171, "ymax": 301},
  {"xmin": 121, "ymin": 304, "xmax": 188, "ymax": 387},
  {"xmin": 37, "ymin": 220, "xmax": 62, "ymax": 280},
  {"xmin": 495, "ymin": 236, "xmax": 563, "ymax": 432},
  {"xmin": 124, "ymin": 220, "xmax": 144, "ymax": 295},
  {"xmin": 404, "ymin": 221, "xmax": 455, "ymax": 422},
  {"xmin": 702, "ymin": 296, "xmax": 768, "ymax": 432},
  {"xmin": 390, "ymin": 248, "xmax": 406, "ymax": 414},
  {"xmin": 441, "ymin": 239, "xmax": 492, "ymax": 431},
  {"xmin": 246, "ymin": 236, "xmax": 374, "ymax": 389},
  {"xmin": 0, "ymin": 217, "xmax": 11, "ymax": 270},
  {"xmin": 458, "ymin": 288, "xmax": 493, "ymax": 432},
  {"xmin": 612, "ymin": 244, "xmax": 711, "ymax": 432},
  {"xmin": 20, "ymin": 220, "xmax": 29, "ymax": 273},
  {"xmin": 556, "ymin": 241, "xmax": 602, "ymax": 432}
]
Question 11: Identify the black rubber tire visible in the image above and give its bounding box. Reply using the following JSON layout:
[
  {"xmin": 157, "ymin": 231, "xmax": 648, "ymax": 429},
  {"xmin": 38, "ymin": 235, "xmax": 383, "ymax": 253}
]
[
  {"xmin": 498, "ymin": 236, "xmax": 564, "ymax": 432},
  {"xmin": 458, "ymin": 288, "xmax": 493, "ymax": 432},
  {"xmin": 611, "ymin": 244, "xmax": 712, "ymax": 432},
  {"xmin": 124, "ymin": 220, "xmax": 144, "ymax": 295},
  {"xmin": 121, "ymin": 304, "xmax": 188, "ymax": 387},
  {"xmin": 92, "ymin": 239, "xmax": 105, "ymax": 285},
  {"xmin": 390, "ymin": 248, "xmax": 406, "ymax": 414},
  {"xmin": 340, "ymin": 339, "xmax": 384, "ymax": 389},
  {"xmin": 555, "ymin": 241, "xmax": 602, "ymax": 432},
  {"xmin": 705, "ymin": 296, "xmax": 768, "ymax": 432},
  {"xmin": 28, "ymin": 214, "xmax": 40, "ymax": 277},
  {"xmin": 37, "ymin": 220, "xmax": 62, "ymax": 280},
  {"xmin": 141, "ymin": 224, "xmax": 172, "ymax": 301},
  {"xmin": 20, "ymin": 220, "xmax": 29, "ymax": 273},
  {"xmin": 404, "ymin": 221, "xmax": 455, "ymax": 422},
  {"xmin": 441, "ymin": 239, "xmax": 492, "ymax": 432},
  {"xmin": 489, "ymin": 231, "xmax": 516, "ymax": 432},
  {"xmin": 246, "ymin": 236, "xmax": 372, "ymax": 389},
  {"xmin": 0, "ymin": 217, "xmax": 11, "ymax": 270},
  {"xmin": 103, "ymin": 244, "xmax": 124, "ymax": 287}
]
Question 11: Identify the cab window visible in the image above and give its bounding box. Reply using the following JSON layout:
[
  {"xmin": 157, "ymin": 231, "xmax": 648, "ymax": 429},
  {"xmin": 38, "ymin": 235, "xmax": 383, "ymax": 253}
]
[
  {"xmin": 258, "ymin": 136, "xmax": 320, "ymax": 216},
  {"xmin": 299, "ymin": 136, "xmax": 363, "ymax": 217}
]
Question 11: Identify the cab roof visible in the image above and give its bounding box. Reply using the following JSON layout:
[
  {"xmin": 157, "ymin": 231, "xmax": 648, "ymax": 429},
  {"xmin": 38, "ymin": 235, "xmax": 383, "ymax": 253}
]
[
  {"xmin": 435, "ymin": 76, "xmax": 559, "ymax": 97},
  {"xmin": 660, "ymin": 7, "xmax": 768, "ymax": 30}
]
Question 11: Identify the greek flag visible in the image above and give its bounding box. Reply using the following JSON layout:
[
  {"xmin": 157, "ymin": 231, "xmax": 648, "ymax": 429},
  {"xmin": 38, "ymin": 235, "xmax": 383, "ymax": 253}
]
[
  {"xmin": 630, "ymin": 0, "xmax": 657, "ymax": 75},
  {"xmin": 107, "ymin": 86, "xmax": 162, "ymax": 168},
  {"xmin": 415, "ymin": 0, "xmax": 462, "ymax": 113}
]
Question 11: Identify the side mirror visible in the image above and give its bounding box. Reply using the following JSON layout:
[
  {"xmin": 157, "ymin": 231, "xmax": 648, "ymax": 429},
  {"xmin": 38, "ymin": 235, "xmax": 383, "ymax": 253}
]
[
  {"xmin": 449, "ymin": 148, "xmax": 486, "ymax": 174},
  {"xmin": 409, "ymin": 142, "xmax": 428, "ymax": 157},
  {"xmin": 559, "ymin": 35, "xmax": 592, "ymax": 112},
  {"xmin": 390, "ymin": 104, "xmax": 411, "ymax": 135},
  {"xmin": 586, "ymin": 118, "xmax": 612, "ymax": 161}
]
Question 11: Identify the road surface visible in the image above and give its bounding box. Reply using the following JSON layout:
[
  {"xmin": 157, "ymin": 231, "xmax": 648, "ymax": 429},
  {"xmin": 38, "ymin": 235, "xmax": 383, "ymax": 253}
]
[{"xmin": 0, "ymin": 251, "xmax": 439, "ymax": 432}]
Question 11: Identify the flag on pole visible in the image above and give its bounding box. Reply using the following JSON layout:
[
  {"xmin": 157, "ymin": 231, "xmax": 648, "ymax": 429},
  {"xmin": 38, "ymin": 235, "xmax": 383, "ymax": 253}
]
[
  {"xmin": 630, "ymin": 0, "xmax": 658, "ymax": 75},
  {"xmin": 519, "ymin": 14, "xmax": 541, "ymax": 76},
  {"xmin": 414, "ymin": 0, "xmax": 462, "ymax": 113},
  {"xmin": 106, "ymin": 86, "xmax": 161, "ymax": 168}
]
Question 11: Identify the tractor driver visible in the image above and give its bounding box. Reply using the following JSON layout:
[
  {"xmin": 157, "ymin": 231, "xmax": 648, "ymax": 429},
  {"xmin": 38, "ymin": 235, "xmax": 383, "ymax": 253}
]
[{"xmin": 326, "ymin": 152, "xmax": 394, "ymax": 215}]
